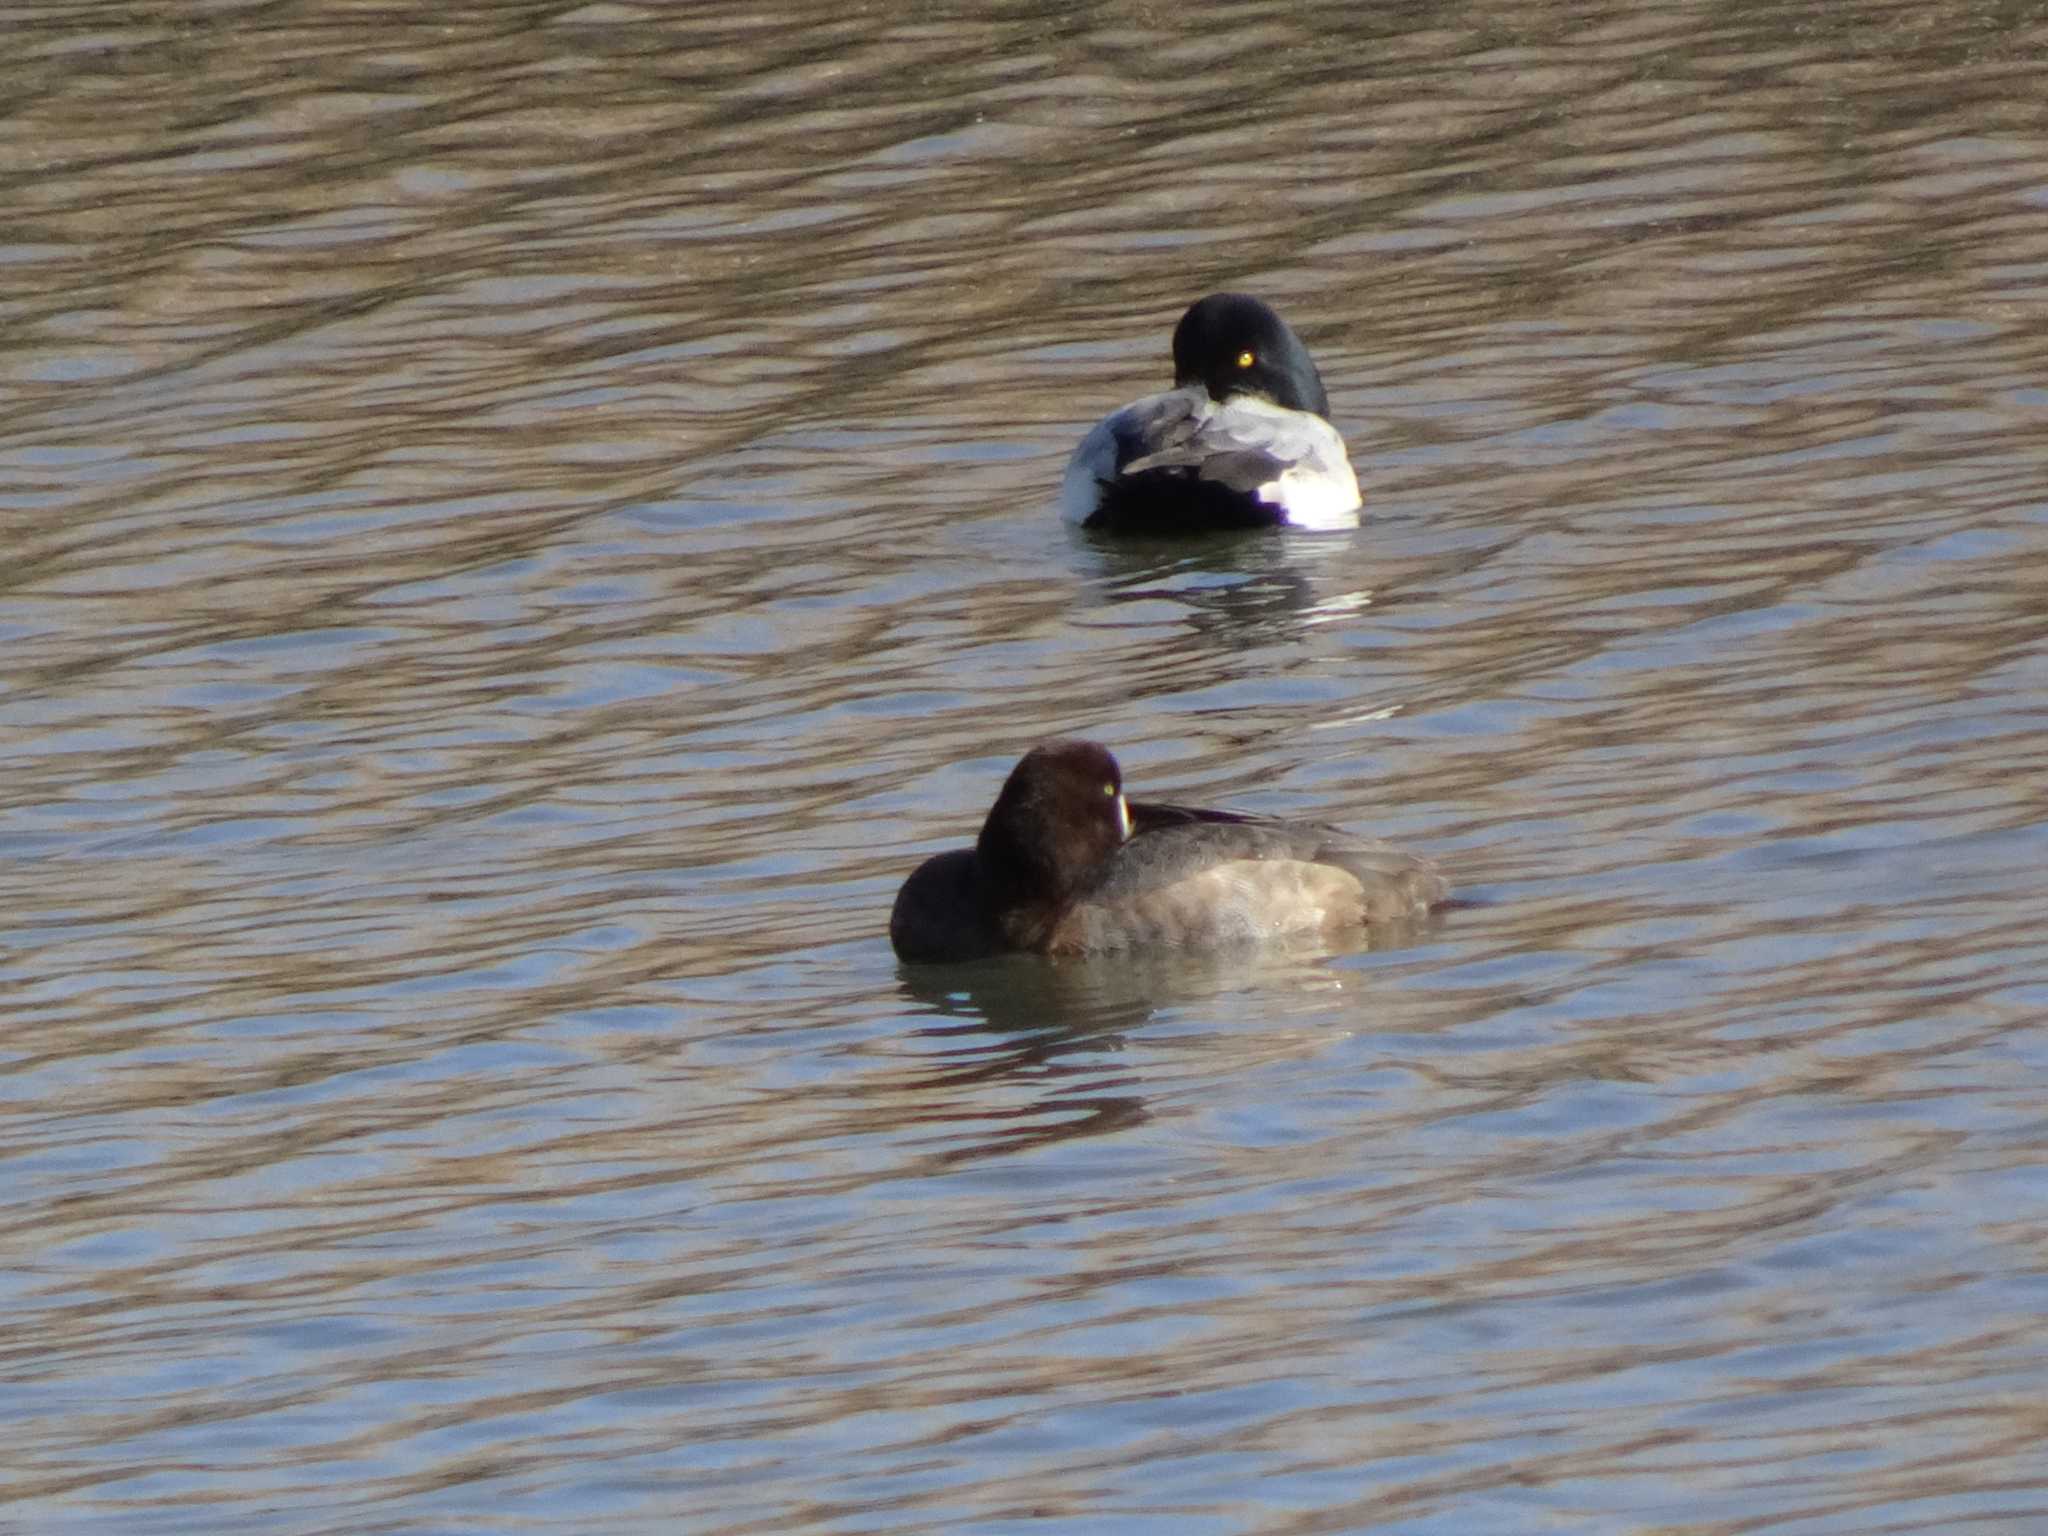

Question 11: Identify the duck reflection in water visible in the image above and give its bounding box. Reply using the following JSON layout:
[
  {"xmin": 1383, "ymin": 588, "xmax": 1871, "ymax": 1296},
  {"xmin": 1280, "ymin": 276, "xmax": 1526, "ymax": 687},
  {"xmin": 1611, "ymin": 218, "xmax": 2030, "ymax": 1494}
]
[{"xmin": 894, "ymin": 943, "xmax": 1383, "ymax": 1163}]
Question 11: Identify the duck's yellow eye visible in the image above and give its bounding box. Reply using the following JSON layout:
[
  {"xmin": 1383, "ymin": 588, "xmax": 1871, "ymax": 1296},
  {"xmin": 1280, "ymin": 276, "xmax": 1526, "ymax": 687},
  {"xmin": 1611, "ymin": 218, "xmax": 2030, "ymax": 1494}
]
[
  {"xmin": 1103, "ymin": 783, "xmax": 1117, "ymax": 797},
  {"xmin": 1236, "ymin": 349, "xmax": 1255, "ymax": 368}
]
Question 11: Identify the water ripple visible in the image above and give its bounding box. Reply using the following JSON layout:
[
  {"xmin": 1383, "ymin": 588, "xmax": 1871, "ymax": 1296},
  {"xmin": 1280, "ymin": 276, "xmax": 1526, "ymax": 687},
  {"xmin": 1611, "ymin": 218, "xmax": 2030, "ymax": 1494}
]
[{"xmin": 4, "ymin": 0, "xmax": 2047, "ymax": 1531}]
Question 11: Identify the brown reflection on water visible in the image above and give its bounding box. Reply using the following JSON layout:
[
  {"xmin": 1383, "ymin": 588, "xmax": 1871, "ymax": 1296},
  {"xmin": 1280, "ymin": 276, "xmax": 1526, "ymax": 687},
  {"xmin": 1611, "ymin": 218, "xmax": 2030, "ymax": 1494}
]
[{"xmin": 4, "ymin": 0, "xmax": 2048, "ymax": 1530}]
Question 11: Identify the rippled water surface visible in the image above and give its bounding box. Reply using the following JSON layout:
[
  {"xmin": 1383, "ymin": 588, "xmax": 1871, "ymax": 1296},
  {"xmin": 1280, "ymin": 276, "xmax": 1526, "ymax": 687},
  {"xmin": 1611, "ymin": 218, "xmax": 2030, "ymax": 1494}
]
[{"xmin": 6, "ymin": 1, "xmax": 2048, "ymax": 1531}]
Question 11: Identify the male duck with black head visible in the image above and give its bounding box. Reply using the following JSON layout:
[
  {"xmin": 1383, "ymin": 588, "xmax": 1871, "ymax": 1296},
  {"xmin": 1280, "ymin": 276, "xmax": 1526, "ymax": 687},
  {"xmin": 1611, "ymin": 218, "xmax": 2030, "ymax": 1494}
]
[
  {"xmin": 1060, "ymin": 293, "xmax": 1363, "ymax": 534},
  {"xmin": 890, "ymin": 741, "xmax": 1444, "ymax": 962}
]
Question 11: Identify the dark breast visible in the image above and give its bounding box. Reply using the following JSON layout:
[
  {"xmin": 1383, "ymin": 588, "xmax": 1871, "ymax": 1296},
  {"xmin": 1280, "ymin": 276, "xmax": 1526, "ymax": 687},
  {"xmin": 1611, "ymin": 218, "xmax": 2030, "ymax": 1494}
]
[{"xmin": 890, "ymin": 849, "xmax": 1002, "ymax": 962}]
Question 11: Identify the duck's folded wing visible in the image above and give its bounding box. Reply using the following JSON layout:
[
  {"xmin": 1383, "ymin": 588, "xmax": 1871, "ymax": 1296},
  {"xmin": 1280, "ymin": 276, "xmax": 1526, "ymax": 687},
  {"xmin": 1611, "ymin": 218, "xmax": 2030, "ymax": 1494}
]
[
  {"xmin": 1141, "ymin": 396, "xmax": 1349, "ymax": 487},
  {"xmin": 1127, "ymin": 798, "xmax": 1253, "ymax": 834},
  {"xmin": 1061, "ymin": 389, "xmax": 1207, "ymax": 520},
  {"xmin": 1123, "ymin": 398, "xmax": 1360, "ymax": 529},
  {"xmin": 1063, "ymin": 391, "xmax": 1360, "ymax": 530},
  {"xmin": 1048, "ymin": 809, "xmax": 1445, "ymax": 950},
  {"xmin": 1118, "ymin": 809, "xmax": 1441, "ymax": 897}
]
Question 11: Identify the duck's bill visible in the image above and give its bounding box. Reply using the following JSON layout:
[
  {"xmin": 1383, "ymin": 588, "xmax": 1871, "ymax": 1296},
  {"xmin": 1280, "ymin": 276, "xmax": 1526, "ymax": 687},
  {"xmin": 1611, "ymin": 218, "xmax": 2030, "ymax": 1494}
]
[{"xmin": 1116, "ymin": 793, "xmax": 1132, "ymax": 840}]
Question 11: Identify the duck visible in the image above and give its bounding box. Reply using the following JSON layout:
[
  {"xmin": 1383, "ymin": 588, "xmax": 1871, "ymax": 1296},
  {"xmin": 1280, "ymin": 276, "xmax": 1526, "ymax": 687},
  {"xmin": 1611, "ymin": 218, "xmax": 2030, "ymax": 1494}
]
[
  {"xmin": 890, "ymin": 740, "xmax": 1444, "ymax": 962},
  {"xmin": 1059, "ymin": 293, "xmax": 1363, "ymax": 534}
]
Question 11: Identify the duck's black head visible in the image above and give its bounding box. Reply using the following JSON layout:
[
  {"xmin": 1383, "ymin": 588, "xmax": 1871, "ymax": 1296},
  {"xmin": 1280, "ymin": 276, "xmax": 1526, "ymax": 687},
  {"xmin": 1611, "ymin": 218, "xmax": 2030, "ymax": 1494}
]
[
  {"xmin": 976, "ymin": 740, "xmax": 1132, "ymax": 904},
  {"xmin": 1171, "ymin": 292, "xmax": 1331, "ymax": 419}
]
